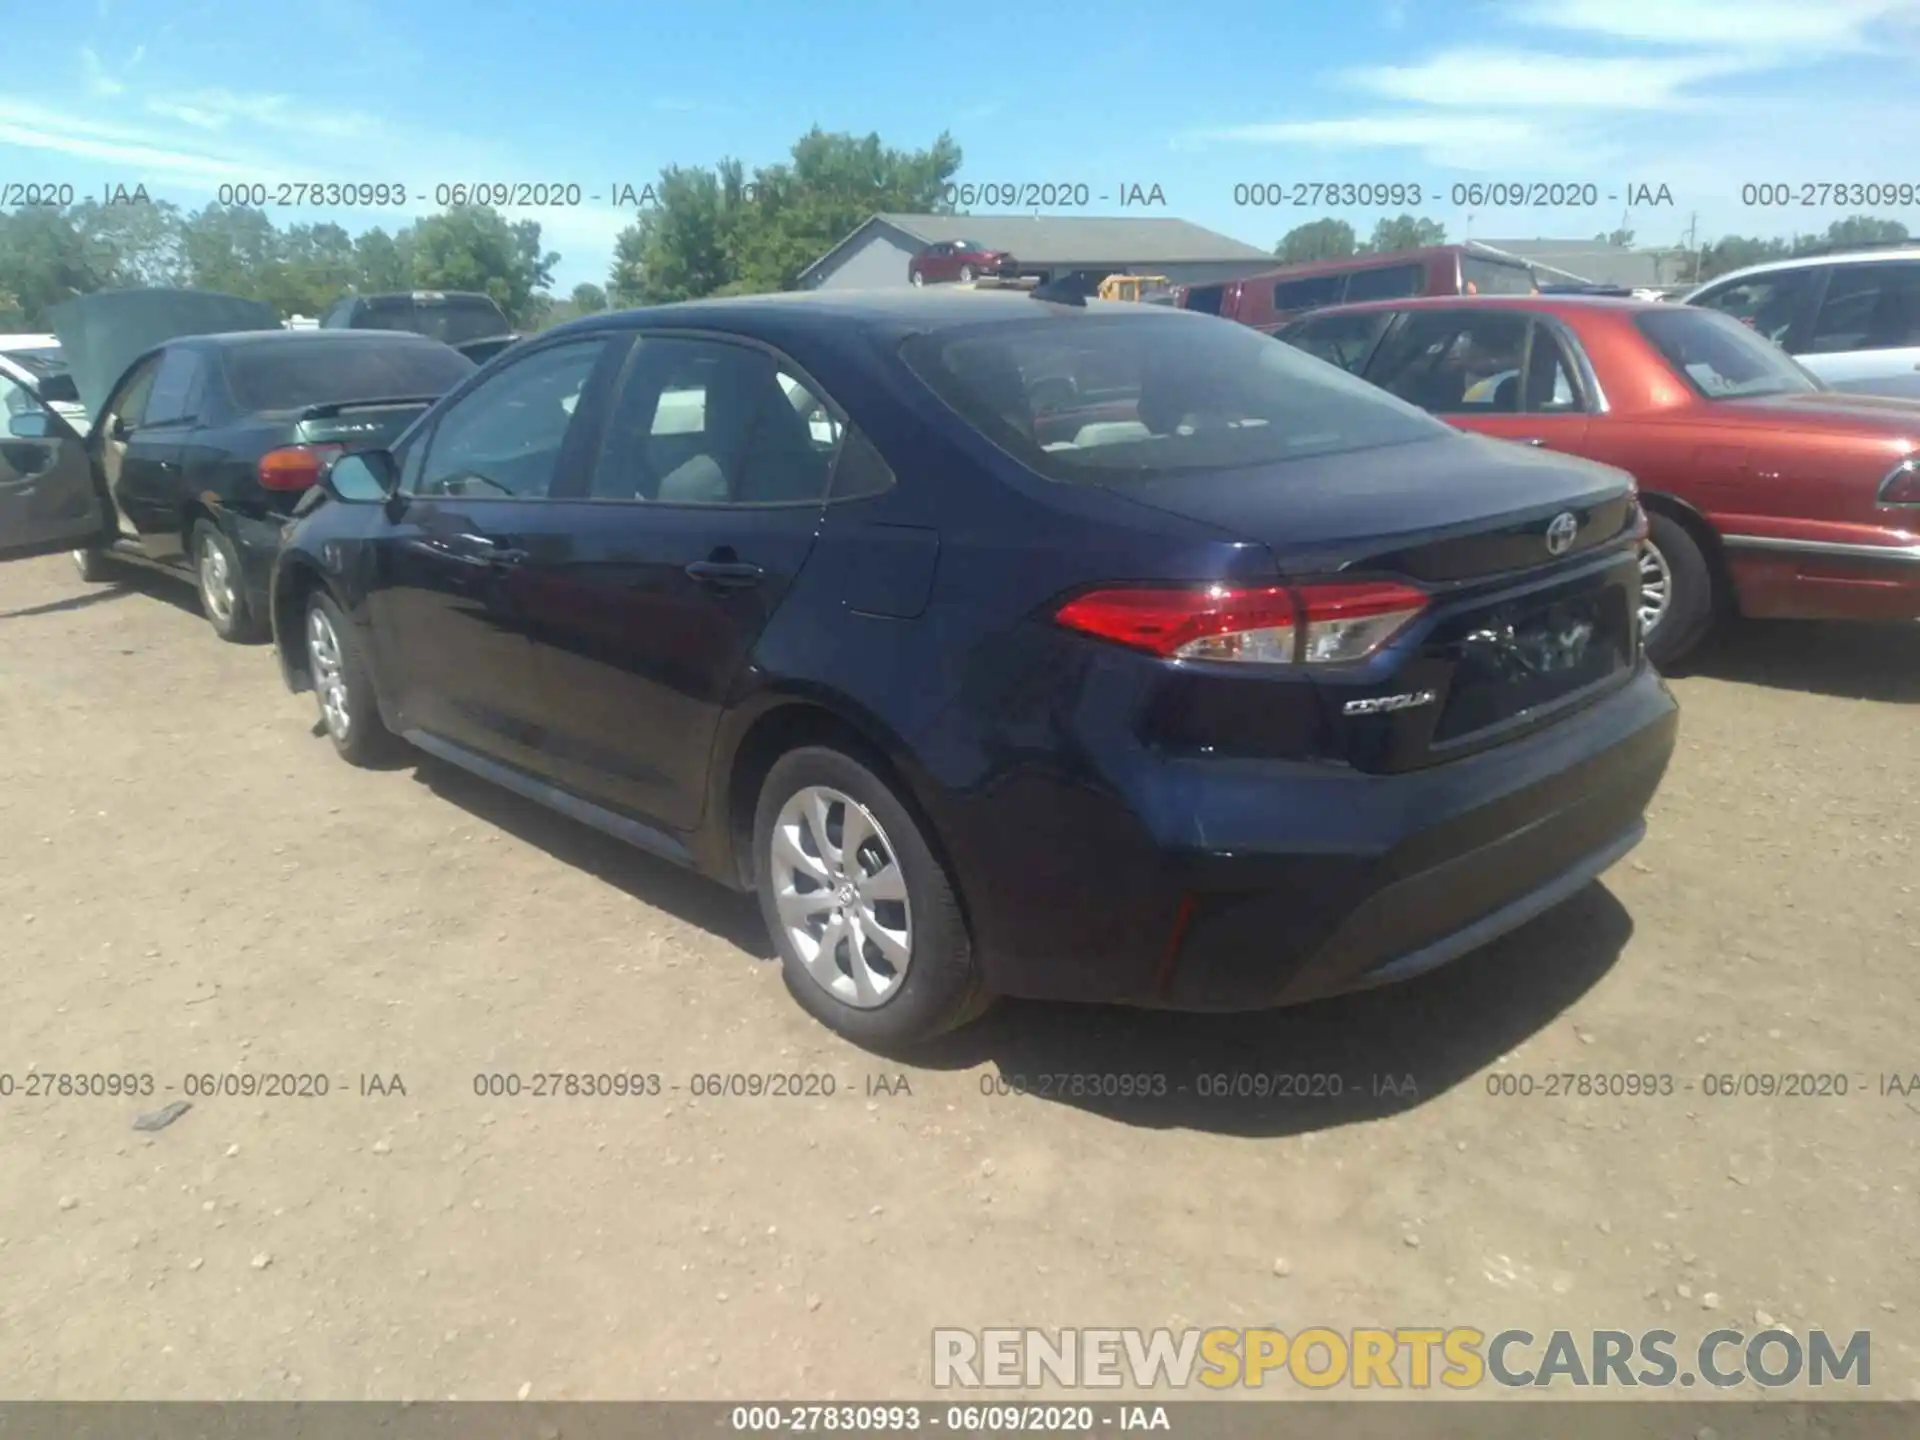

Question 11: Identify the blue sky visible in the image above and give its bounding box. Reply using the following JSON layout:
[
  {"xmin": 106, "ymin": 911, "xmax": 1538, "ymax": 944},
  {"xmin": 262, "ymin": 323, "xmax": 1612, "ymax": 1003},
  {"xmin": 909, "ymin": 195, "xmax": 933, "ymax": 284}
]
[{"xmin": 5, "ymin": 0, "xmax": 1920, "ymax": 290}]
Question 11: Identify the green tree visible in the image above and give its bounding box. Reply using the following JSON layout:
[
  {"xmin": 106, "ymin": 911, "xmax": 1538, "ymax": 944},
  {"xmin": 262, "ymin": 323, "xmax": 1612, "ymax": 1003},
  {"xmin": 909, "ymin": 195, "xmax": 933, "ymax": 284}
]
[
  {"xmin": 68, "ymin": 199, "xmax": 188, "ymax": 287},
  {"xmin": 273, "ymin": 222, "xmax": 357, "ymax": 315},
  {"xmin": 571, "ymin": 281, "xmax": 608, "ymax": 313},
  {"xmin": 353, "ymin": 226, "xmax": 414, "ymax": 293},
  {"xmin": 607, "ymin": 127, "xmax": 963, "ymax": 304},
  {"xmin": 1275, "ymin": 217, "xmax": 1357, "ymax": 263},
  {"xmin": 1594, "ymin": 227, "xmax": 1634, "ymax": 247},
  {"xmin": 181, "ymin": 203, "xmax": 282, "ymax": 299},
  {"xmin": 1361, "ymin": 214, "xmax": 1446, "ymax": 253},
  {"xmin": 408, "ymin": 205, "xmax": 556, "ymax": 325},
  {"xmin": 1809, "ymin": 214, "xmax": 1908, "ymax": 251},
  {"xmin": 0, "ymin": 207, "xmax": 108, "ymax": 325}
]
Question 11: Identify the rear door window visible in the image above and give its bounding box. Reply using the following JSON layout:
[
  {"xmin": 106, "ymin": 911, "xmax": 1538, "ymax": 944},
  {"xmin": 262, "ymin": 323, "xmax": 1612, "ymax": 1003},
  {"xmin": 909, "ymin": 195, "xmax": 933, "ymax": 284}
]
[
  {"xmin": 1364, "ymin": 310, "xmax": 1531, "ymax": 413},
  {"xmin": 1802, "ymin": 262, "xmax": 1920, "ymax": 354},
  {"xmin": 143, "ymin": 348, "xmax": 202, "ymax": 425},
  {"xmin": 1689, "ymin": 267, "xmax": 1820, "ymax": 347}
]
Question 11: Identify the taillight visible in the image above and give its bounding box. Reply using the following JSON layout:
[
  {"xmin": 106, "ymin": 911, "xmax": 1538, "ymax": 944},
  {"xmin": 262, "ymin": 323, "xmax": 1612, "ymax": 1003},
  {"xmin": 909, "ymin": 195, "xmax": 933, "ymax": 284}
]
[
  {"xmin": 1880, "ymin": 456, "xmax": 1920, "ymax": 506},
  {"xmin": 258, "ymin": 443, "xmax": 344, "ymax": 491},
  {"xmin": 1054, "ymin": 581, "xmax": 1428, "ymax": 665}
]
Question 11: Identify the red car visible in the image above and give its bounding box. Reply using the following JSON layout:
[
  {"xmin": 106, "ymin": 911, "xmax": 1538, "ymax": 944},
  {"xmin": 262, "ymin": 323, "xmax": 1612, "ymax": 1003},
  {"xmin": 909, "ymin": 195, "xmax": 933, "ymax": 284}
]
[
  {"xmin": 908, "ymin": 239, "xmax": 1018, "ymax": 286},
  {"xmin": 1277, "ymin": 295, "xmax": 1920, "ymax": 665}
]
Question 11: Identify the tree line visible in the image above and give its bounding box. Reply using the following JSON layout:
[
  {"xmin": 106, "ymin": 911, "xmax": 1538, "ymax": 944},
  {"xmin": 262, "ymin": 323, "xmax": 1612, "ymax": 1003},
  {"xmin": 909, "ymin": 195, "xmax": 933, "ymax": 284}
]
[
  {"xmin": 3, "ymin": 121, "xmax": 1910, "ymax": 327},
  {"xmin": 1273, "ymin": 213, "xmax": 1912, "ymax": 282}
]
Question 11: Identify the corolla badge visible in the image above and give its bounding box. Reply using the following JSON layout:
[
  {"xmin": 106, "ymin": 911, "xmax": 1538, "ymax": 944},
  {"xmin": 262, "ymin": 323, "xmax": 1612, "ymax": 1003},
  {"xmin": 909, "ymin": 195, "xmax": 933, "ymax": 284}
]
[
  {"xmin": 1343, "ymin": 689, "xmax": 1437, "ymax": 715},
  {"xmin": 1544, "ymin": 511, "xmax": 1580, "ymax": 556}
]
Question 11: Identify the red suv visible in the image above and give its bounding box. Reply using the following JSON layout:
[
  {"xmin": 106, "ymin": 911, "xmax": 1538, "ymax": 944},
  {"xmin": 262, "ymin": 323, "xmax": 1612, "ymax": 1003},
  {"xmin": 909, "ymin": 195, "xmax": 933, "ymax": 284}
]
[
  {"xmin": 908, "ymin": 240, "xmax": 1018, "ymax": 286},
  {"xmin": 1180, "ymin": 245, "xmax": 1537, "ymax": 333}
]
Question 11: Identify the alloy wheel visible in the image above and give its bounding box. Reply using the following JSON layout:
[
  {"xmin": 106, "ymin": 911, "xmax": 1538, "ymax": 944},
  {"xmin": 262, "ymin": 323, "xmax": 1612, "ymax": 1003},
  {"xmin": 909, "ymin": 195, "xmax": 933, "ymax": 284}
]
[
  {"xmin": 1638, "ymin": 540, "xmax": 1672, "ymax": 637},
  {"xmin": 307, "ymin": 606, "xmax": 352, "ymax": 741},
  {"xmin": 769, "ymin": 784, "xmax": 913, "ymax": 1009},
  {"xmin": 198, "ymin": 535, "xmax": 236, "ymax": 625}
]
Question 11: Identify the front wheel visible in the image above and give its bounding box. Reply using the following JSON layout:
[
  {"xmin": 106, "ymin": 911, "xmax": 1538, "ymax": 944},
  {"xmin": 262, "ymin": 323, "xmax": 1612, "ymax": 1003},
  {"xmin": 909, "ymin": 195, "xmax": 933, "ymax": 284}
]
[
  {"xmin": 753, "ymin": 747, "xmax": 990, "ymax": 1048},
  {"xmin": 1640, "ymin": 512, "xmax": 1715, "ymax": 669},
  {"xmin": 305, "ymin": 591, "xmax": 402, "ymax": 767}
]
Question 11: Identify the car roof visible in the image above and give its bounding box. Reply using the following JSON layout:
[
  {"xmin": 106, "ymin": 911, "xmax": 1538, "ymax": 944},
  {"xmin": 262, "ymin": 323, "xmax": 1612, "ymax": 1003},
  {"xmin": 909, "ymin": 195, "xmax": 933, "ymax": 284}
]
[
  {"xmin": 541, "ymin": 288, "xmax": 1211, "ymax": 345},
  {"xmin": 1287, "ymin": 293, "xmax": 1664, "ymax": 321},
  {"xmin": 1696, "ymin": 247, "xmax": 1920, "ymax": 288},
  {"xmin": 172, "ymin": 327, "xmax": 458, "ymax": 352}
]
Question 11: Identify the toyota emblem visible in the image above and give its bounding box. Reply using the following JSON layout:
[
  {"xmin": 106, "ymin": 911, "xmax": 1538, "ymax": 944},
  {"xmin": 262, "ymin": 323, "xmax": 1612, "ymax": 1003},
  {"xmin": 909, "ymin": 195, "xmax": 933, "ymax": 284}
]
[{"xmin": 1544, "ymin": 511, "xmax": 1580, "ymax": 556}]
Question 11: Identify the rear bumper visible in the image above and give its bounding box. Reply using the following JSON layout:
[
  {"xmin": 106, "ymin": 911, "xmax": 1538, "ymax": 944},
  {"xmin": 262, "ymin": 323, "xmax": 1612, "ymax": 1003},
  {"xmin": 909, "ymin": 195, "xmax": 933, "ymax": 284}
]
[{"xmin": 943, "ymin": 663, "xmax": 1678, "ymax": 1011}]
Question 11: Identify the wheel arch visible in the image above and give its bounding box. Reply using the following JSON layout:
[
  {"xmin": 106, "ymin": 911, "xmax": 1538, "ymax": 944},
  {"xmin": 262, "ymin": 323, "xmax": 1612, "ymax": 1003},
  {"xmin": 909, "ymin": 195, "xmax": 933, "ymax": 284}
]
[
  {"xmin": 1639, "ymin": 489, "xmax": 1738, "ymax": 617},
  {"xmin": 710, "ymin": 693, "xmax": 961, "ymax": 906},
  {"xmin": 271, "ymin": 552, "xmax": 332, "ymax": 692}
]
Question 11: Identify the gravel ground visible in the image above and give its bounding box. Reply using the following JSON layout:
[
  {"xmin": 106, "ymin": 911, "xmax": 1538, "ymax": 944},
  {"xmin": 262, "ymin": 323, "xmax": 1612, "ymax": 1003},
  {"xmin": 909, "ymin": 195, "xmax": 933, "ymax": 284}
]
[{"xmin": 0, "ymin": 554, "xmax": 1915, "ymax": 1402}]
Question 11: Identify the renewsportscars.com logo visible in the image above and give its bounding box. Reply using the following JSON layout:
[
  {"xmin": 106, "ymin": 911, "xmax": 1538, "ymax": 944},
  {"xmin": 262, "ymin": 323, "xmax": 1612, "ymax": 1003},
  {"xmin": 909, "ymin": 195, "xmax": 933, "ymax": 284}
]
[{"xmin": 932, "ymin": 1327, "xmax": 1873, "ymax": 1391}]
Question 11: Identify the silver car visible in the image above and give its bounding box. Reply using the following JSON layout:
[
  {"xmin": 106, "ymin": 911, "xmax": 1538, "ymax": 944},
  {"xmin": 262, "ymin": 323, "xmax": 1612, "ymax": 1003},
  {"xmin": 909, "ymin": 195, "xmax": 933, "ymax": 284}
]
[{"xmin": 1685, "ymin": 246, "xmax": 1920, "ymax": 397}]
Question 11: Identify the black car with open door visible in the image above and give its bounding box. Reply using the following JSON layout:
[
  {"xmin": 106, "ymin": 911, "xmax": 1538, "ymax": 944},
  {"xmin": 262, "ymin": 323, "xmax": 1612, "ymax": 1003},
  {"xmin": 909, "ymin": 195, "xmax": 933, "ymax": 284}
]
[{"xmin": 0, "ymin": 289, "xmax": 474, "ymax": 641}]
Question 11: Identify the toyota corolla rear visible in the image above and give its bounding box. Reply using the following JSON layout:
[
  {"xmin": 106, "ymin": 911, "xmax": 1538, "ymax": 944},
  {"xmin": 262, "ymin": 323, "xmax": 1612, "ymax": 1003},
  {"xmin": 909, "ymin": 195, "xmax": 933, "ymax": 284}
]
[{"xmin": 890, "ymin": 303, "xmax": 1679, "ymax": 1010}]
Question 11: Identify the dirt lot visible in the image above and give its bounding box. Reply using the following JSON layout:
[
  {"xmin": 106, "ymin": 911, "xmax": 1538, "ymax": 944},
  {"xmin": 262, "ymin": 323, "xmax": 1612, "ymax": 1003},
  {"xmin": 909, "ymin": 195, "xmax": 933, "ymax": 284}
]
[{"xmin": 0, "ymin": 553, "xmax": 1916, "ymax": 1403}]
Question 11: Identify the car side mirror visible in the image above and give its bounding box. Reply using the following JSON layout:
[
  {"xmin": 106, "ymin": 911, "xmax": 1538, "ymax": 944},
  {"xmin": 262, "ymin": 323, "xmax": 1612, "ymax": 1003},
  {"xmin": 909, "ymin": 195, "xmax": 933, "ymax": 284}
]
[
  {"xmin": 321, "ymin": 449, "xmax": 398, "ymax": 503},
  {"xmin": 7, "ymin": 410, "xmax": 51, "ymax": 440},
  {"xmin": 108, "ymin": 415, "xmax": 134, "ymax": 442}
]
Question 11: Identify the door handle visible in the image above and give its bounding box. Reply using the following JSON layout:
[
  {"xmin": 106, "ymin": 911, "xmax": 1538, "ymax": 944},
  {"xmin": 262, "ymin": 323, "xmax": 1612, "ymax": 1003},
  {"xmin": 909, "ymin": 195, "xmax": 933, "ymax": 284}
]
[{"xmin": 685, "ymin": 559, "xmax": 764, "ymax": 589}]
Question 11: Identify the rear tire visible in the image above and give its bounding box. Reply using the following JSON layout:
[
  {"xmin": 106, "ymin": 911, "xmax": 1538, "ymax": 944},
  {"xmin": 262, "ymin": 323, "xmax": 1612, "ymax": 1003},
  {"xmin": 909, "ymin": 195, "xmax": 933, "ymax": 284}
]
[
  {"xmin": 753, "ymin": 746, "xmax": 990, "ymax": 1049},
  {"xmin": 71, "ymin": 547, "xmax": 117, "ymax": 583},
  {"xmin": 910, "ymin": 271, "xmax": 925, "ymax": 287},
  {"xmin": 1641, "ymin": 512, "xmax": 1715, "ymax": 669},
  {"xmin": 304, "ymin": 590, "xmax": 403, "ymax": 767},
  {"xmin": 192, "ymin": 520, "xmax": 267, "ymax": 643},
  {"xmin": 958, "ymin": 265, "xmax": 976, "ymax": 283}
]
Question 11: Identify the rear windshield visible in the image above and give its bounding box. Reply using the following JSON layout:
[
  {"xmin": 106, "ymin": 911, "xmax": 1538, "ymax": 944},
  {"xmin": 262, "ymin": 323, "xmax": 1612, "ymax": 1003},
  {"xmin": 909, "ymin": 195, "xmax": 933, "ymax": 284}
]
[
  {"xmin": 355, "ymin": 295, "xmax": 511, "ymax": 345},
  {"xmin": 220, "ymin": 338, "xmax": 475, "ymax": 412},
  {"xmin": 1461, "ymin": 256, "xmax": 1538, "ymax": 296},
  {"xmin": 3, "ymin": 346, "xmax": 66, "ymax": 380},
  {"xmin": 1635, "ymin": 308, "xmax": 1823, "ymax": 400},
  {"xmin": 900, "ymin": 311, "xmax": 1449, "ymax": 482}
]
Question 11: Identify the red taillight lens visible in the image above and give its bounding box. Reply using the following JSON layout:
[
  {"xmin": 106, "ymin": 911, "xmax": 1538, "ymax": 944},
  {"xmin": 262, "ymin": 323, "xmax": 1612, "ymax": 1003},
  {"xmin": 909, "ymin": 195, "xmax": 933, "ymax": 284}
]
[
  {"xmin": 1880, "ymin": 457, "xmax": 1920, "ymax": 506},
  {"xmin": 1054, "ymin": 581, "xmax": 1427, "ymax": 665},
  {"xmin": 258, "ymin": 443, "xmax": 344, "ymax": 491}
]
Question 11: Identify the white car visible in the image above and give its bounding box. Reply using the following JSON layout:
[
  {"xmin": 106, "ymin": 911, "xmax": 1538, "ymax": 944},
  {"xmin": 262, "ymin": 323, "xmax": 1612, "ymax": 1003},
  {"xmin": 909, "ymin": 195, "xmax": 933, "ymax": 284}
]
[
  {"xmin": 0, "ymin": 337, "xmax": 89, "ymax": 429},
  {"xmin": 1684, "ymin": 246, "xmax": 1920, "ymax": 393}
]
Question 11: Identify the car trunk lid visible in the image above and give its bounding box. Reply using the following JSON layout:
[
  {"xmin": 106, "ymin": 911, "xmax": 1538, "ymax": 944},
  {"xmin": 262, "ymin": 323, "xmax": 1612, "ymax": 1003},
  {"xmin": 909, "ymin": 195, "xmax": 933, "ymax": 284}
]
[{"xmin": 1099, "ymin": 431, "xmax": 1644, "ymax": 771}]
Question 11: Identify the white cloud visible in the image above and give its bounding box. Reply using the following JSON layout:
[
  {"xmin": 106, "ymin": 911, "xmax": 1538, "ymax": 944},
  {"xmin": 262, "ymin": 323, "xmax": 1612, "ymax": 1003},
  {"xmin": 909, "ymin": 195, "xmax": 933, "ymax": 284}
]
[
  {"xmin": 1502, "ymin": 0, "xmax": 1920, "ymax": 52},
  {"xmin": 1346, "ymin": 49, "xmax": 1749, "ymax": 110},
  {"xmin": 1197, "ymin": 113, "xmax": 1625, "ymax": 172},
  {"xmin": 79, "ymin": 46, "xmax": 124, "ymax": 96}
]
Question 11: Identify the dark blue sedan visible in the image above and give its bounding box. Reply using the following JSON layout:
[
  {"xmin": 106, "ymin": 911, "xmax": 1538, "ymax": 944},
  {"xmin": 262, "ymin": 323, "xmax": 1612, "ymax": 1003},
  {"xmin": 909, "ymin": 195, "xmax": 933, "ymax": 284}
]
[{"xmin": 242, "ymin": 288, "xmax": 1675, "ymax": 1046}]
